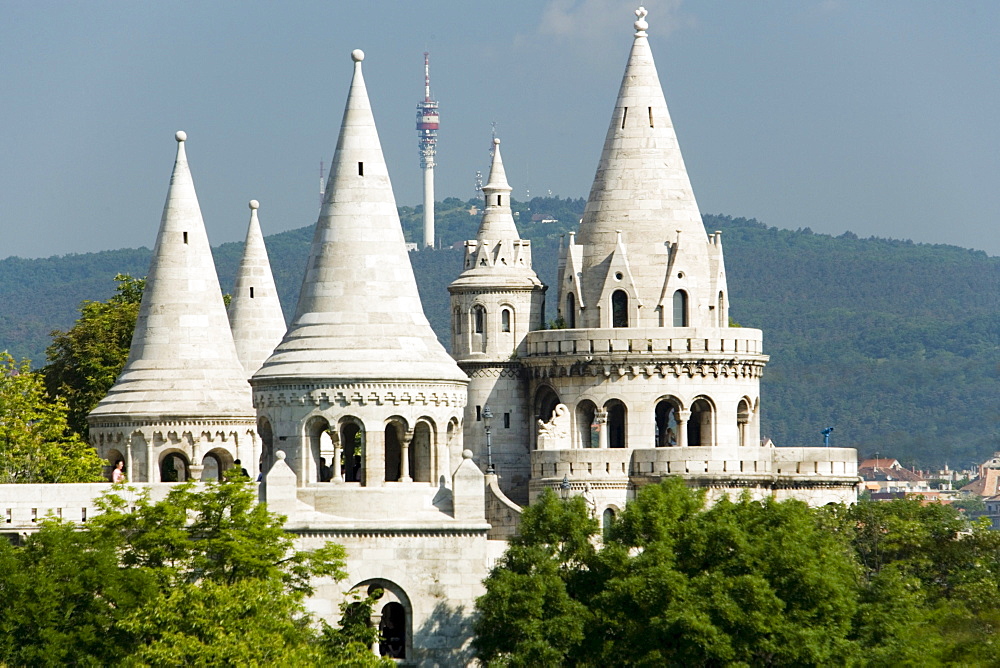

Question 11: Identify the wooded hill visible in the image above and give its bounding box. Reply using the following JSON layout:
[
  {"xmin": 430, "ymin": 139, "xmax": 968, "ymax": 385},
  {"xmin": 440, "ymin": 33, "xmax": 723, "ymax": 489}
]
[{"xmin": 1, "ymin": 196, "xmax": 996, "ymax": 468}]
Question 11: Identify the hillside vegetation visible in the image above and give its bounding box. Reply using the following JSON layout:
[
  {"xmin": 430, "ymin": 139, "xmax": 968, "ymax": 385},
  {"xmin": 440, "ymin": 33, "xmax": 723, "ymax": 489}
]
[{"xmin": 1, "ymin": 197, "xmax": 996, "ymax": 467}]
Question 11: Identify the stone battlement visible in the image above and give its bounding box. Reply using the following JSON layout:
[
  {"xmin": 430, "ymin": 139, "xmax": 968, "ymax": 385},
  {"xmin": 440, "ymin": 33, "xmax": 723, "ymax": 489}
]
[{"xmin": 524, "ymin": 327, "xmax": 765, "ymax": 358}]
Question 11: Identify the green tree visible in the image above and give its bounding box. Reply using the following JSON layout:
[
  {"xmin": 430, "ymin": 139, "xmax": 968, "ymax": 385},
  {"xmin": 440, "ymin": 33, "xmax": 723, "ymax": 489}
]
[
  {"xmin": 475, "ymin": 479, "xmax": 862, "ymax": 667},
  {"xmin": 43, "ymin": 273, "xmax": 144, "ymax": 438},
  {"xmin": 0, "ymin": 477, "xmax": 376, "ymax": 666},
  {"xmin": 0, "ymin": 351, "xmax": 104, "ymax": 483}
]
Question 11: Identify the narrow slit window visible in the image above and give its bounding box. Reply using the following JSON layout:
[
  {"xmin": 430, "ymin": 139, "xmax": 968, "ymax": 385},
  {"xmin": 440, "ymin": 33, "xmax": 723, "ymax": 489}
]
[
  {"xmin": 621, "ymin": 107, "xmax": 628, "ymax": 129},
  {"xmin": 648, "ymin": 107, "xmax": 654, "ymax": 127},
  {"xmin": 504, "ymin": 412, "xmax": 511, "ymax": 428},
  {"xmin": 358, "ymin": 162, "xmax": 364, "ymax": 176},
  {"xmin": 497, "ymin": 195, "xmax": 502, "ymax": 206},
  {"xmin": 476, "ymin": 405, "xmax": 482, "ymax": 421},
  {"xmin": 249, "ymin": 287, "xmax": 255, "ymax": 299},
  {"xmin": 183, "ymin": 231, "xmax": 188, "ymax": 244}
]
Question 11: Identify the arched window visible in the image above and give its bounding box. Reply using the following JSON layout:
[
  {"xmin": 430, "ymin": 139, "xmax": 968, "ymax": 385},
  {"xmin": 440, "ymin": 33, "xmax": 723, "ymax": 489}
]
[
  {"xmin": 737, "ymin": 399, "xmax": 751, "ymax": 447},
  {"xmin": 379, "ymin": 602, "xmax": 407, "ymax": 659},
  {"xmin": 566, "ymin": 293, "xmax": 576, "ymax": 328},
  {"xmin": 655, "ymin": 398, "xmax": 681, "ymax": 447},
  {"xmin": 576, "ymin": 401, "xmax": 598, "ymax": 448},
  {"xmin": 606, "ymin": 400, "xmax": 627, "ymax": 448},
  {"xmin": 612, "ymin": 290, "xmax": 628, "ymax": 328},
  {"xmin": 688, "ymin": 398, "xmax": 713, "ymax": 447},
  {"xmin": 673, "ymin": 290, "xmax": 688, "ymax": 327},
  {"xmin": 473, "ymin": 305, "xmax": 485, "ymax": 334},
  {"xmin": 340, "ymin": 421, "xmax": 363, "ymax": 482},
  {"xmin": 453, "ymin": 307, "xmax": 462, "ymax": 337},
  {"xmin": 603, "ymin": 508, "xmax": 616, "ymax": 538},
  {"xmin": 160, "ymin": 452, "xmax": 189, "ymax": 482},
  {"xmin": 501, "ymin": 308, "xmax": 512, "ymax": 333},
  {"xmin": 384, "ymin": 423, "xmax": 403, "ymax": 482}
]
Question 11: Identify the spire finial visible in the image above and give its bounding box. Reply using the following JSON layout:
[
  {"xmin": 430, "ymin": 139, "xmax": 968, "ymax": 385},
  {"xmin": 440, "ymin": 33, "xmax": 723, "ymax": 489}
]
[
  {"xmin": 351, "ymin": 49, "xmax": 364, "ymax": 63},
  {"xmin": 493, "ymin": 137, "xmax": 500, "ymax": 146},
  {"xmin": 175, "ymin": 130, "xmax": 187, "ymax": 143},
  {"xmin": 634, "ymin": 6, "xmax": 648, "ymax": 36},
  {"xmin": 249, "ymin": 199, "xmax": 259, "ymax": 210}
]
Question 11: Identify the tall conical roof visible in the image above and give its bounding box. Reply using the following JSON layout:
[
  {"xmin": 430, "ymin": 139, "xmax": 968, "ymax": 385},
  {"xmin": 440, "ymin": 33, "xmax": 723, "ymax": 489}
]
[
  {"xmin": 476, "ymin": 138, "xmax": 520, "ymax": 242},
  {"xmin": 90, "ymin": 132, "xmax": 253, "ymax": 420},
  {"xmin": 578, "ymin": 6, "xmax": 707, "ymax": 259},
  {"xmin": 254, "ymin": 50, "xmax": 466, "ymax": 384},
  {"xmin": 228, "ymin": 200, "xmax": 287, "ymax": 378}
]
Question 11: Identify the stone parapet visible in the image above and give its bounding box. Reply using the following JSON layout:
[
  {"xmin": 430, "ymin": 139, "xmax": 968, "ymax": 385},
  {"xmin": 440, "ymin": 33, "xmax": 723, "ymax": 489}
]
[{"xmin": 525, "ymin": 326, "xmax": 765, "ymax": 358}]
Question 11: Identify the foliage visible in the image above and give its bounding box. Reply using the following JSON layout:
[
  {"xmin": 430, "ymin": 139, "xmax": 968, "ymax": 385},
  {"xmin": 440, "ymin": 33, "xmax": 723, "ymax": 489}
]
[
  {"xmin": 42, "ymin": 273, "xmax": 144, "ymax": 438},
  {"xmin": 477, "ymin": 482, "xmax": 1000, "ymax": 667},
  {"xmin": 0, "ymin": 351, "xmax": 104, "ymax": 483},
  {"xmin": 0, "ymin": 478, "xmax": 382, "ymax": 666}
]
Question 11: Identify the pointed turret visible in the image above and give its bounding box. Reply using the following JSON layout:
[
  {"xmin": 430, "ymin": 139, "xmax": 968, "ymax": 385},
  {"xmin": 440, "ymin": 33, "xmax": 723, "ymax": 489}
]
[
  {"xmin": 568, "ymin": 6, "xmax": 726, "ymax": 329},
  {"xmin": 476, "ymin": 139, "xmax": 519, "ymax": 241},
  {"xmin": 90, "ymin": 132, "xmax": 253, "ymax": 418},
  {"xmin": 89, "ymin": 132, "xmax": 257, "ymax": 482},
  {"xmin": 228, "ymin": 200, "xmax": 286, "ymax": 378},
  {"xmin": 254, "ymin": 49, "xmax": 465, "ymax": 384}
]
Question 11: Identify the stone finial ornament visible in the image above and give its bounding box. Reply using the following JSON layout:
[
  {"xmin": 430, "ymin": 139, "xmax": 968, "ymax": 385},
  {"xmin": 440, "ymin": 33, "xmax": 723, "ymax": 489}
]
[
  {"xmin": 634, "ymin": 6, "xmax": 648, "ymax": 35},
  {"xmin": 351, "ymin": 48, "xmax": 364, "ymax": 62},
  {"xmin": 175, "ymin": 130, "xmax": 187, "ymax": 142},
  {"xmin": 249, "ymin": 199, "xmax": 259, "ymax": 210}
]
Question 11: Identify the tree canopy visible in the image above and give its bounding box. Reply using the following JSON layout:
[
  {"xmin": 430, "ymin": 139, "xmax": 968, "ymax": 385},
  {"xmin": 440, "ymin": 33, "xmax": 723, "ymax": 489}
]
[
  {"xmin": 475, "ymin": 479, "xmax": 1000, "ymax": 667},
  {"xmin": 0, "ymin": 477, "xmax": 390, "ymax": 667},
  {"xmin": 0, "ymin": 351, "xmax": 104, "ymax": 483}
]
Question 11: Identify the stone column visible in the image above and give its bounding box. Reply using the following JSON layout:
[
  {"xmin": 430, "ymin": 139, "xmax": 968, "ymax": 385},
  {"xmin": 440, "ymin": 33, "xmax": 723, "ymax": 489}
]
[
  {"xmin": 677, "ymin": 410, "xmax": 690, "ymax": 447},
  {"xmin": 364, "ymin": 429, "xmax": 384, "ymax": 487},
  {"xmin": 738, "ymin": 416, "xmax": 748, "ymax": 447},
  {"xmin": 331, "ymin": 431, "xmax": 344, "ymax": 483},
  {"xmin": 126, "ymin": 438, "xmax": 134, "ymax": 483},
  {"xmin": 399, "ymin": 429, "xmax": 414, "ymax": 483},
  {"xmin": 595, "ymin": 410, "xmax": 609, "ymax": 449},
  {"xmin": 147, "ymin": 437, "xmax": 156, "ymax": 482}
]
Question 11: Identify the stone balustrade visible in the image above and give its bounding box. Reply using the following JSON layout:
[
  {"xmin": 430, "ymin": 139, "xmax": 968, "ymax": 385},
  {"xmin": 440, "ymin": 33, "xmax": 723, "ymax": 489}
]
[
  {"xmin": 531, "ymin": 446, "xmax": 858, "ymax": 481},
  {"xmin": 525, "ymin": 327, "xmax": 764, "ymax": 358}
]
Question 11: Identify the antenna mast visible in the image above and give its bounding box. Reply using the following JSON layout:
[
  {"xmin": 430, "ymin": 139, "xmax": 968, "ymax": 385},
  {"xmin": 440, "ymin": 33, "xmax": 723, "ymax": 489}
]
[{"xmin": 416, "ymin": 52, "xmax": 439, "ymax": 249}]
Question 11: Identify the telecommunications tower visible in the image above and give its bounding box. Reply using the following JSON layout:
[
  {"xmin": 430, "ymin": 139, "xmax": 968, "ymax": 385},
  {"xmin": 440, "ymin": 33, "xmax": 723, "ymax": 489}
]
[{"xmin": 416, "ymin": 52, "xmax": 439, "ymax": 248}]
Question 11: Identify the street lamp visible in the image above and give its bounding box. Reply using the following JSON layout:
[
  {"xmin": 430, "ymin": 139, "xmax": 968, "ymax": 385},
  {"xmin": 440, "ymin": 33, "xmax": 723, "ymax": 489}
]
[
  {"xmin": 482, "ymin": 405, "xmax": 496, "ymax": 475},
  {"xmin": 559, "ymin": 474, "xmax": 571, "ymax": 500},
  {"xmin": 822, "ymin": 426, "xmax": 834, "ymax": 447}
]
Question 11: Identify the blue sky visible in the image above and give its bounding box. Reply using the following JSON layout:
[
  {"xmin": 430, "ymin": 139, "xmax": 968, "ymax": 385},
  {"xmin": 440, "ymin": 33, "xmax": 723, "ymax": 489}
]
[{"xmin": 2, "ymin": 0, "xmax": 998, "ymax": 258}]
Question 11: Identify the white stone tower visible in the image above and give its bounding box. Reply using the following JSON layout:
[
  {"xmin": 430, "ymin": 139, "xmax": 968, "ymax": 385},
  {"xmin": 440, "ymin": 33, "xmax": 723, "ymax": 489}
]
[
  {"xmin": 228, "ymin": 199, "xmax": 286, "ymax": 379},
  {"xmin": 448, "ymin": 138, "xmax": 545, "ymax": 504},
  {"xmin": 88, "ymin": 132, "xmax": 258, "ymax": 483},
  {"xmin": 251, "ymin": 49, "xmax": 469, "ymax": 487},
  {"xmin": 522, "ymin": 7, "xmax": 771, "ymax": 502}
]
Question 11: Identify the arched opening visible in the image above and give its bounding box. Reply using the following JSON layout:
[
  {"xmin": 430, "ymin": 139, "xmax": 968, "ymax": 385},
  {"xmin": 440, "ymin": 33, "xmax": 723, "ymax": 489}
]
[
  {"xmin": 737, "ymin": 398, "xmax": 751, "ymax": 447},
  {"xmin": 384, "ymin": 422, "xmax": 403, "ymax": 482},
  {"xmin": 535, "ymin": 385, "xmax": 561, "ymax": 425},
  {"xmin": 305, "ymin": 417, "xmax": 332, "ymax": 484},
  {"xmin": 688, "ymin": 398, "xmax": 714, "ymax": 447},
  {"xmin": 473, "ymin": 305, "xmax": 485, "ymax": 334},
  {"xmin": 411, "ymin": 421, "xmax": 433, "ymax": 483},
  {"xmin": 673, "ymin": 290, "xmax": 688, "ymax": 327},
  {"xmin": 655, "ymin": 398, "xmax": 681, "ymax": 447},
  {"xmin": 106, "ymin": 448, "xmax": 125, "ymax": 481},
  {"xmin": 340, "ymin": 421, "xmax": 364, "ymax": 482},
  {"xmin": 612, "ymin": 290, "xmax": 629, "ymax": 328},
  {"xmin": 605, "ymin": 400, "xmax": 627, "ymax": 449},
  {"xmin": 258, "ymin": 418, "xmax": 274, "ymax": 478},
  {"xmin": 500, "ymin": 307, "xmax": 512, "ymax": 333},
  {"xmin": 201, "ymin": 448, "xmax": 234, "ymax": 481},
  {"xmin": 602, "ymin": 507, "xmax": 616, "ymax": 538},
  {"xmin": 160, "ymin": 451, "xmax": 190, "ymax": 482},
  {"xmin": 566, "ymin": 292, "xmax": 576, "ymax": 328},
  {"xmin": 576, "ymin": 401, "xmax": 598, "ymax": 448},
  {"xmin": 379, "ymin": 602, "xmax": 406, "ymax": 659}
]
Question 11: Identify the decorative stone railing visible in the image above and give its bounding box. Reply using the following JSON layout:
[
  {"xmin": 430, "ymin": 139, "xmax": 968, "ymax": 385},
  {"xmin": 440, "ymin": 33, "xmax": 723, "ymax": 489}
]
[
  {"xmin": 524, "ymin": 327, "xmax": 764, "ymax": 358},
  {"xmin": 531, "ymin": 446, "xmax": 858, "ymax": 480}
]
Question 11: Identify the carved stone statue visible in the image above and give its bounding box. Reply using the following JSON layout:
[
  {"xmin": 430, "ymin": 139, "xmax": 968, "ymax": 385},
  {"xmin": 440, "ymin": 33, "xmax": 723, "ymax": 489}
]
[{"xmin": 537, "ymin": 403, "xmax": 570, "ymax": 449}]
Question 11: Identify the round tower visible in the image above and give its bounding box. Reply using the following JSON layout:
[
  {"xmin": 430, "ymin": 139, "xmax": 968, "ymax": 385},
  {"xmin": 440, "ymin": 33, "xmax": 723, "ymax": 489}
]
[
  {"xmin": 88, "ymin": 132, "xmax": 258, "ymax": 483},
  {"xmin": 251, "ymin": 49, "xmax": 468, "ymax": 489},
  {"xmin": 448, "ymin": 138, "xmax": 546, "ymax": 503},
  {"xmin": 523, "ymin": 7, "xmax": 768, "ymax": 506}
]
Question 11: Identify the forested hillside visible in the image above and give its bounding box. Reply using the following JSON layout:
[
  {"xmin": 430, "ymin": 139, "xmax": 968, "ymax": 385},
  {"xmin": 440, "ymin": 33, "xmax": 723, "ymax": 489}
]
[{"xmin": 1, "ymin": 197, "xmax": 996, "ymax": 467}]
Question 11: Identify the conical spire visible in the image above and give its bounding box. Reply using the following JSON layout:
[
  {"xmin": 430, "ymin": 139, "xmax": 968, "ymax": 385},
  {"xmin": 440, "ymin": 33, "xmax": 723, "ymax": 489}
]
[
  {"xmin": 228, "ymin": 199, "xmax": 287, "ymax": 378},
  {"xmin": 476, "ymin": 138, "xmax": 520, "ymax": 242},
  {"xmin": 90, "ymin": 132, "xmax": 253, "ymax": 420},
  {"xmin": 254, "ymin": 50, "xmax": 466, "ymax": 383},
  {"xmin": 579, "ymin": 6, "xmax": 707, "ymax": 256}
]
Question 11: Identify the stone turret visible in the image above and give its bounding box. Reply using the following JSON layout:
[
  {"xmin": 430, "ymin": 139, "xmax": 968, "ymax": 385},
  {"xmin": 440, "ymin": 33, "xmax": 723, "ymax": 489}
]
[
  {"xmin": 228, "ymin": 199, "xmax": 286, "ymax": 378},
  {"xmin": 523, "ymin": 7, "xmax": 771, "ymax": 504},
  {"xmin": 88, "ymin": 132, "xmax": 257, "ymax": 483},
  {"xmin": 561, "ymin": 6, "xmax": 728, "ymax": 330},
  {"xmin": 448, "ymin": 138, "xmax": 545, "ymax": 503},
  {"xmin": 252, "ymin": 49, "xmax": 468, "ymax": 487}
]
